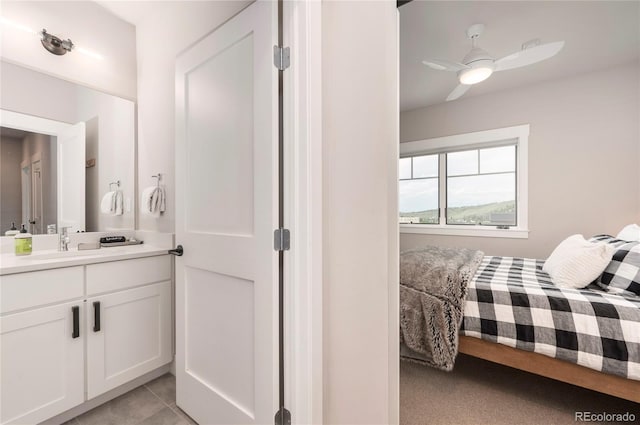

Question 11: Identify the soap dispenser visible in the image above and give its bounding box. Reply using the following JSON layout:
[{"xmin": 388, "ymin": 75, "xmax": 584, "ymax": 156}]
[
  {"xmin": 4, "ymin": 222, "xmax": 18, "ymax": 236},
  {"xmin": 14, "ymin": 224, "xmax": 32, "ymax": 256}
]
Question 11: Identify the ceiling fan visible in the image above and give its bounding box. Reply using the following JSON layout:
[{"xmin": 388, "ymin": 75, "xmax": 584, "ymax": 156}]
[{"xmin": 423, "ymin": 24, "xmax": 565, "ymax": 101}]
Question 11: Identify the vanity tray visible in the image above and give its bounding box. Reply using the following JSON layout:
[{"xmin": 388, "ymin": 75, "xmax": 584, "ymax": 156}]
[{"xmin": 100, "ymin": 240, "xmax": 144, "ymax": 248}]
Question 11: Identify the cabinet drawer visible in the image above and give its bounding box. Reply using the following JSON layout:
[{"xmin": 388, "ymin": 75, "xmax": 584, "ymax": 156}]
[
  {"xmin": 0, "ymin": 267, "xmax": 84, "ymax": 314},
  {"xmin": 86, "ymin": 255, "xmax": 171, "ymax": 296}
]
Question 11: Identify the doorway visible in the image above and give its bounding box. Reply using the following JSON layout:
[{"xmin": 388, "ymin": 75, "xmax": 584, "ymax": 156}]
[
  {"xmin": 0, "ymin": 110, "xmax": 85, "ymax": 233},
  {"xmin": 0, "ymin": 126, "xmax": 55, "ymax": 235}
]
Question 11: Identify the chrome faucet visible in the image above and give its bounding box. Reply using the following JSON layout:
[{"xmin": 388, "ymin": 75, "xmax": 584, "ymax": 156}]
[{"xmin": 59, "ymin": 227, "xmax": 71, "ymax": 251}]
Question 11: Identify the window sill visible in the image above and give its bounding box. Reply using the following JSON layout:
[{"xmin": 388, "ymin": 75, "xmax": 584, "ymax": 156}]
[{"xmin": 400, "ymin": 224, "xmax": 529, "ymax": 239}]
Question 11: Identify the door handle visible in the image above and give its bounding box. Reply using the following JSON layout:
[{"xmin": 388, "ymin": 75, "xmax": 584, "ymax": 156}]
[
  {"xmin": 93, "ymin": 301, "xmax": 101, "ymax": 332},
  {"xmin": 168, "ymin": 245, "xmax": 184, "ymax": 256},
  {"xmin": 72, "ymin": 306, "xmax": 80, "ymax": 338}
]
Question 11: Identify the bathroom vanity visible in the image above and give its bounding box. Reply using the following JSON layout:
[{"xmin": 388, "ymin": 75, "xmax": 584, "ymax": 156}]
[{"xmin": 0, "ymin": 236, "xmax": 173, "ymax": 425}]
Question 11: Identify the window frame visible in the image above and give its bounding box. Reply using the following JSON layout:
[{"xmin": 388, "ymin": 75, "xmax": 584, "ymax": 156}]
[{"xmin": 399, "ymin": 125, "xmax": 529, "ymax": 239}]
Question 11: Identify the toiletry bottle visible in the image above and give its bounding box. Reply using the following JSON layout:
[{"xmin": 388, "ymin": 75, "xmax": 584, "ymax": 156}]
[
  {"xmin": 5, "ymin": 222, "xmax": 19, "ymax": 236},
  {"xmin": 15, "ymin": 226, "xmax": 32, "ymax": 256}
]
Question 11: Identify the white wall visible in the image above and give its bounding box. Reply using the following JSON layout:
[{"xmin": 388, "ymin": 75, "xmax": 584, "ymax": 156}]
[
  {"xmin": 321, "ymin": 1, "xmax": 399, "ymax": 423},
  {"xmin": 400, "ymin": 63, "xmax": 640, "ymax": 258},
  {"xmin": 0, "ymin": 0, "xmax": 136, "ymax": 100},
  {"xmin": 134, "ymin": 1, "xmax": 251, "ymax": 233}
]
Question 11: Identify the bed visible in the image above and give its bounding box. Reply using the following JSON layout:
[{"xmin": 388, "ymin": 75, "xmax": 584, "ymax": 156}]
[{"xmin": 399, "ymin": 246, "xmax": 640, "ymax": 403}]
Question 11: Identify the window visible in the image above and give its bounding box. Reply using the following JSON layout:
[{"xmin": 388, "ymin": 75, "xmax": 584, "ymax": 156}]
[
  {"xmin": 399, "ymin": 125, "xmax": 529, "ymax": 238},
  {"xmin": 399, "ymin": 155, "xmax": 438, "ymax": 224},
  {"xmin": 446, "ymin": 145, "xmax": 516, "ymax": 225}
]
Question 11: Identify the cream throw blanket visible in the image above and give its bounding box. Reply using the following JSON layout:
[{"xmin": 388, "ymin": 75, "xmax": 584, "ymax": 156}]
[{"xmin": 400, "ymin": 246, "xmax": 484, "ymax": 371}]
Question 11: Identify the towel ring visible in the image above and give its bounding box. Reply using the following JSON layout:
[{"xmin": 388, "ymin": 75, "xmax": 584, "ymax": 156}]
[{"xmin": 109, "ymin": 180, "xmax": 120, "ymax": 190}]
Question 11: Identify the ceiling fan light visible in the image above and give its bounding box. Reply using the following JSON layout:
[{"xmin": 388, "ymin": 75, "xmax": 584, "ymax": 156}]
[{"xmin": 459, "ymin": 66, "xmax": 493, "ymax": 85}]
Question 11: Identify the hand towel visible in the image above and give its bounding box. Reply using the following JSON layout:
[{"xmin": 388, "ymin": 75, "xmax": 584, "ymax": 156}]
[
  {"xmin": 114, "ymin": 190, "xmax": 124, "ymax": 216},
  {"xmin": 141, "ymin": 186, "xmax": 160, "ymax": 217},
  {"xmin": 101, "ymin": 191, "xmax": 115, "ymax": 214},
  {"xmin": 150, "ymin": 185, "xmax": 166, "ymax": 214}
]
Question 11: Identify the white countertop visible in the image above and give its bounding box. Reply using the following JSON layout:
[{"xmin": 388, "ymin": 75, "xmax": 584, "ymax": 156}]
[{"xmin": 0, "ymin": 244, "xmax": 170, "ymax": 275}]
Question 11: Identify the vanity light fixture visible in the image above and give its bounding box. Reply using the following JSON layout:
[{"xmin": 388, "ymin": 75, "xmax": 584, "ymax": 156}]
[
  {"xmin": 40, "ymin": 28, "xmax": 74, "ymax": 55},
  {"xmin": 0, "ymin": 17, "xmax": 103, "ymax": 60}
]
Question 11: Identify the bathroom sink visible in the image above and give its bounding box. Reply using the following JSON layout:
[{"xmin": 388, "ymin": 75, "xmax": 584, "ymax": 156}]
[{"xmin": 19, "ymin": 250, "xmax": 101, "ymax": 260}]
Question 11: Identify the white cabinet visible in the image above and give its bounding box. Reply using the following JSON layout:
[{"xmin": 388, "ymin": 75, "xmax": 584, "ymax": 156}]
[
  {"xmin": 0, "ymin": 254, "xmax": 172, "ymax": 425},
  {"xmin": 86, "ymin": 281, "xmax": 172, "ymax": 398},
  {"xmin": 85, "ymin": 256, "xmax": 172, "ymax": 399},
  {"xmin": 0, "ymin": 301, "xmax": 84, "ymax": 425}
]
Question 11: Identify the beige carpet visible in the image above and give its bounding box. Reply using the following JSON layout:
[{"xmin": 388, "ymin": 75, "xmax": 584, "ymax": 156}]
[{"xmin": 400, "ymin": 354, "xmax": 639, "ymax": 425}]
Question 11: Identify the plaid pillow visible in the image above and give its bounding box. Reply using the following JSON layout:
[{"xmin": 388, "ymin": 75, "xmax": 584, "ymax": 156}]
[
  {"xmin": 596, "ymin": 241, "xmax": 640, "ymax": 296},
  {"xmin": 589, "ymin": 234, "xmax": 629, "ymax": 248}
]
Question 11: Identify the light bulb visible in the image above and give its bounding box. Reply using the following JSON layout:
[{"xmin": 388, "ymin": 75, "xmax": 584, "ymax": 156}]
[{"xmin": 459, "ymin": 67, "xmax": 493, "ymax": 85}]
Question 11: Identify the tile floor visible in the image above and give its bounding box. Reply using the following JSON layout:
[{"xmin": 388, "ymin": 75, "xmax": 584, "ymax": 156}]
[{"xmin": 64, "ymin": 374, "xmax": 197, "ymax": 425}]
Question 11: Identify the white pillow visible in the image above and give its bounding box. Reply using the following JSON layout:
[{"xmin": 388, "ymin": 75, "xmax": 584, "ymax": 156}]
[
  {"xmin": 543, "ymin": 234, "xmax": 615, "ymax": 289},
  {"xmin": 616, "ymin": 224, "xmax": 640, "ymax": 242}
]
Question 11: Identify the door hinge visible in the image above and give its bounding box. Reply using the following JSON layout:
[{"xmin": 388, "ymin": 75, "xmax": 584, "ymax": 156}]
[
  {"xmin": 274, "ymin": 228, "xmax": 290, "ymax": 251},
  {"xmin": 274, "ymin": 407, "xmax": 291, "ymax": 425},
  {"xmin": 273, "ymin": 45, "xmax": 290, "ymax": 71}
]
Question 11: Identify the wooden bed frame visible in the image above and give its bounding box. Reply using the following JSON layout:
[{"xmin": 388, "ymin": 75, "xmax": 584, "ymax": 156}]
[{"xmin": 458, "ymin": 336, "xmax": 640, "ymax": 403}]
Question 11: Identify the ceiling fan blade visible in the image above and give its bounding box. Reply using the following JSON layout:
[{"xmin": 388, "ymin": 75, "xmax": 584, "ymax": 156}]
[
  {"xmin": 422, "ymin": 59, "xmax": 468, "ymax": 72},
  {"xmin": 494, "ymin": 41, "xmax": 565, "ymax": 71},
  {"xmin": 446, "ymin": 84, "xmax": 471, "ymax": 101}
]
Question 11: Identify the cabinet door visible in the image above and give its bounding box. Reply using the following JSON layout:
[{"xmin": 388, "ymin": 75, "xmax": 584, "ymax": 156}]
[
  {"xmin": 86, "ymin": 281, "xmax": 172, "ymax": 399},
  {"xmin": 1, "ymin": 301, "xmax": 84, "ymax": 425}
]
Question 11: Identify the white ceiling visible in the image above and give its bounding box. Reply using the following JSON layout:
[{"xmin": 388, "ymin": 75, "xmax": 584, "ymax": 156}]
[
  {"xmin": 400, "ymin": 1, "xmax": 640, "ymax": 112},
  {"xmin": 96, "ymin": 1, "xmax": 640, "ymax": 112},
  {"xmin": 94, "ymin": 1, "xmax": 169, "ymax": 26}
]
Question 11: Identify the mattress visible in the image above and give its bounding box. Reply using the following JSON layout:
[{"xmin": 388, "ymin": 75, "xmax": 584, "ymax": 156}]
[{"xmin": 461, "ymin": 256, "xmax": 640, "ymax": 380}]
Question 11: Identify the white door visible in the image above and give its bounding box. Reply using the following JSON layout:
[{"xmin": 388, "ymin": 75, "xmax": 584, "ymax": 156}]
[
  {"xmin": 86, "ymin": 282, "xmax": 172, "ymax": 399},
  {"xmin": 0, "ymin": 301, "xmax": 84, "ymax": 425},
  {"xmin": 20, "ymin": 160, "xmax": 31, "ymax": 231},
  {"xmin": 57, "ymin": 121, "xmax": 85, "ymax": 232},
  {"xmin": 175, "ymin": 1, "xmax": 278, "ymax": 424},
  {"xmin": 30, "ymin": 157, "xmax": 43, "ymax": 234}
]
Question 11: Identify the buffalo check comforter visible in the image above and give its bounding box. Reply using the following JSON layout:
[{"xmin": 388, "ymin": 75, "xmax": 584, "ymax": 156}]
[{"xmin": 461, "ymin": 256, "xmax": 640, "ymax": 380}]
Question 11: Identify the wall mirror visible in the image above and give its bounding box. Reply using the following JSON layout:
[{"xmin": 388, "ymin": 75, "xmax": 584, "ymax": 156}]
[{"xmin": 0, "ymin": 61, "xmax": 135, "ymax": 235}]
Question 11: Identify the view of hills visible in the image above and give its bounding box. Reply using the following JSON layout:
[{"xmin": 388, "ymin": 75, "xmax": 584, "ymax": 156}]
[{"xmin": 400, "ymin": 200, "xmax": 516, "ymax": 225}]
